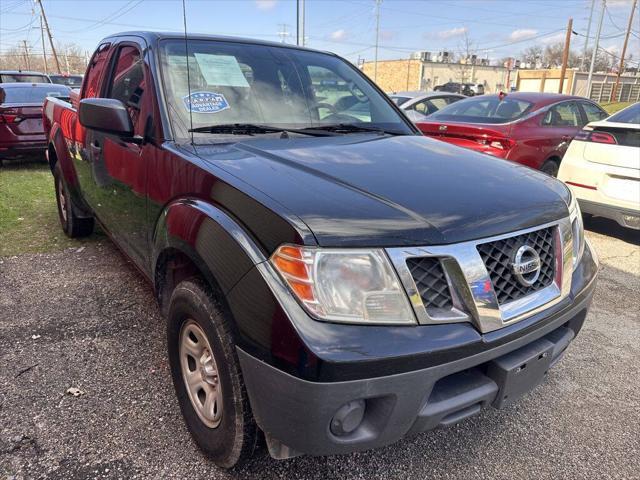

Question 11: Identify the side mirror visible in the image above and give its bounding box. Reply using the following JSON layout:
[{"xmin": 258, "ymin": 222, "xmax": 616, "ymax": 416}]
[{"xmin": 79, "ymin": 98, "xmax": 133, "ymax": 137}]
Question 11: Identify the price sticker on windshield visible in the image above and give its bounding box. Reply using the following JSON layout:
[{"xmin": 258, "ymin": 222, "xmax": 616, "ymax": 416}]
[
  {"xmin": 183, "ymin": 91, "xmax": 230, "ymax": 114},
  {"xmin": 193, "ymin": 53, "xmax": 250, "ymax": 88}
]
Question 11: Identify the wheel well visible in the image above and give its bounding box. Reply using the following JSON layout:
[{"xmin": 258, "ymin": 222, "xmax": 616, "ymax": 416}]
[{"xmin": 155, "ymin": 248, "xmax": 222, "ymax": 316}]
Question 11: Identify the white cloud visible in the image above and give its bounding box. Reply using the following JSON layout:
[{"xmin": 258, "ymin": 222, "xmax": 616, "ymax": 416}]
[
  {"xmin": 509, "ymin": 29, "xmax": 538, "ymax": 41},
  {"xmin": 255, "ymin": 0, "xmax": 276, "ymax": 10},
  {"xmin": 329, "ymin": 29, "xmax": 348, "ymax": 41},
  {"xmin": 429, "ymin": 27, "xmax": 467, "ymax": 40},
  {"xmin": 541, "ymin": 32, "xmax": 566, "ymax": 45},
  {"xmin": 603, "ymin": 44, "xmax": 620, "ymax": 55},
  {"xmin": 380, "ymin": 30, "xmax": 395, "ymax": 41},
  {"xmin": 607, "ymin": 0, "xmax": 634, "ymax": 7}
]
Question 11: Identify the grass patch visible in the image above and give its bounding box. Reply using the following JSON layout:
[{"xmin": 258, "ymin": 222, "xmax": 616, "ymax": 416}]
[
  {"xmin": 0, "ymin": 160, "xmax": 101, "ymax": 256},
  {"xmin": 600, "ymin": 102, "xmax": 632, "ymax": 115}
]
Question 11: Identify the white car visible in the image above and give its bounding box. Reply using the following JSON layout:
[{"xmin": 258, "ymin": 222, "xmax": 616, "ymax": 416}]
[
  {"xmin": 387, "ymin": 91, "xmax": 465, "ymax": 122},
  {"xmin": 558, "ymin": 102, "xmax": 640, "ymax": 230}
]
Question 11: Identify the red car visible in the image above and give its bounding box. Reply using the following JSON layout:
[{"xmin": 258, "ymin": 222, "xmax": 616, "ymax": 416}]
[
  {"xmin": 415, "ymin": 92, "xmax": 608, "ymax": 176},
  {"xmin": 0, "ymin": 83, "xmax": 70, "ymax": 165}
]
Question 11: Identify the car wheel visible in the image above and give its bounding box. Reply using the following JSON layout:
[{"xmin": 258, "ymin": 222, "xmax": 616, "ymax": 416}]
[
  {"xmin": 540, "ymin": 160, "xmax": 560, "ymax": 177},
  {"xmin": 53, "ymin": 163, "xmax": 94, "ymax": 238},
  {"xmin": 167, "ymin": 278, "xmax": 258, "ymax": 469}
]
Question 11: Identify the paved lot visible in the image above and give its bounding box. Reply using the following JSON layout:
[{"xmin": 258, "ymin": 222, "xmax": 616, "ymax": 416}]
[{"xmin": 1, "ymin": 218, "xmax": 638, "ymax": 480}]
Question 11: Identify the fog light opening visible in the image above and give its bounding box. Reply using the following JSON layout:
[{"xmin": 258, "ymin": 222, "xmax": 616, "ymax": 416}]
[
  {"xmin": 330, "ymin": 400, "xmax": 366, "ymax": 436},
  {"xmin": 622, "ymin": 214, "xmax": 640, "ymax": 229}
]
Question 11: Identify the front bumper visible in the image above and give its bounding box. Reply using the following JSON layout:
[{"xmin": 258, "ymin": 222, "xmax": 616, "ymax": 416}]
[
  {"xmin": 580, "ymin": 198, "xmax": 640, "ymax": 230},
  {"xmin": 239, "ymin": 278, "xmax": 595, "ymax": 457}
]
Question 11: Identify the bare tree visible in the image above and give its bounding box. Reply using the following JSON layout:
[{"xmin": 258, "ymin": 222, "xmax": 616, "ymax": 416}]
[
  {"xmin": 454, "ymin": 30, "xmax": 477, "ymax": 85},
  {"xmin": 521, "ymin": 45, "xmax": 543, "ymax": 68},
  {"xmin": 0, "ymin": 42, "xmax": 88, "ymax": 74}
]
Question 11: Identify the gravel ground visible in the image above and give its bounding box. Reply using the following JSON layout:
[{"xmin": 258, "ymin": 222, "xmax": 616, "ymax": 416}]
[{"xmin": 1, "ymin": 218, "xmax": 638, "ymax": 480}]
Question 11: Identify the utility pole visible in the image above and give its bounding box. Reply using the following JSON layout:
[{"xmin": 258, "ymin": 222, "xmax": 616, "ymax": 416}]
[
  {"xmin": 21, "ymin": 40, "xmax": 31, "ymax": 70},
  {"xmin": 40, "ymin": 15, "xmax": 48, "ymax": 74},
  {"xmin": 64, "ymin": 47, "xmax": 70, "ymax": 74},
  {"xmin": 374, "ymin": 0, "xmax": 382, "ymax": 82},
  {"xmin": 611, "ymin": 0, "xmax": 637, "ymax": 101},
  {"xmin": 277, "ymin": 23, "xmax": 289, "ymax": 43},
  {"xmin": 36, "ymin": 0, "xmax": 61, "ymax": 73},
  {"xmin": 581, "ymin": 0, "xmax": 596, "ymax": 70},
  {"xmin": 586, "ymin": 0, "xmax": 606, "ymax": 99},
  {"xmin": 296, "ymin": 0, "xmax": 305, "ymax": 46},
  {"xmin": 558, "ymin": 17, "xmax": 573, "ymax": 93}
]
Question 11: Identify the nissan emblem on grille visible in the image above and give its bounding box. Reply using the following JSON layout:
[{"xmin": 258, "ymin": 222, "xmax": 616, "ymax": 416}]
[{"xmin": 511, "ymin": 245, "xmax": 542, "ymax": 287}]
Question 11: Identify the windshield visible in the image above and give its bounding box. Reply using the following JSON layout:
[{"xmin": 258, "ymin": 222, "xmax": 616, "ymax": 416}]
[
  {"xmin": 0, "ymin": 85, "xmax": 71, "ymax": 104},
  {"xmin": 158, "ymin": 39, "xmax": 413, "ymax": 140},
  {"xmin": 430, "ymin": 96, "xmax": 534, "ymax": 124},
  {"xmin": 608, "ymin": 102, "xmax": 640, "ymax": 124},
  {"xmin": 0, "ymin": 73, "xmax": 50, "ymax": 83}
]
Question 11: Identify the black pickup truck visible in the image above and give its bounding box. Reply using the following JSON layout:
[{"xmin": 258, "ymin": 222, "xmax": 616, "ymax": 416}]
[{"xmin": 43, "ymin": 32, "xmax": 598, "ymax": 468}]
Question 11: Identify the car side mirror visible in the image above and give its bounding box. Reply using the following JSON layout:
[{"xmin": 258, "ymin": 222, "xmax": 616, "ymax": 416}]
[{"xmin": 79, "ymin": 98, "xmax": 133, "ymax": 137}]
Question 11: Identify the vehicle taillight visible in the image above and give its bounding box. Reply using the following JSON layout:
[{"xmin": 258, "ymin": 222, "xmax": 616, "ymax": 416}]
[
  {"xmin": 0, "ymin": 114, "xmax": 18, "ymax": 123},
  {"xmin": 575, "ymin": 129, "xmax": 617, "ymax": 144},
  {"xmin": 476, "ymin": 136, "xmax": 514, "ymax": 151},
  {"xmin": 590, "ymin": 131, "xmax": 616, "ymax": 144}
]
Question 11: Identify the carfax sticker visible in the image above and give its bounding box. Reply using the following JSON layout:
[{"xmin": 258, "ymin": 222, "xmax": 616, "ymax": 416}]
[{"xmin": 183, "ymin": 91, "xmax": 230, "ymax": 114}]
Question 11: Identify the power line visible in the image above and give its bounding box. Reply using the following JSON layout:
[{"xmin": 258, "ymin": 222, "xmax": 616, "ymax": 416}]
[
  {"xmin": 0, "ymin": 0, "xmax": 28, "ymax": 15},
  {"xmin": 57, "ymin": 0, "xmax": 146, "ymax": 33}
]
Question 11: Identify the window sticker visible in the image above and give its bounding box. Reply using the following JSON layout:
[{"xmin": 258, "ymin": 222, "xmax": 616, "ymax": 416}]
[
  {"xmin": 183, "ymin": 91, "xmax": 230, "ymax": 114},
  {"xmin": 193, "ymin": 53, "xmax": 250, "ymax": 88}
]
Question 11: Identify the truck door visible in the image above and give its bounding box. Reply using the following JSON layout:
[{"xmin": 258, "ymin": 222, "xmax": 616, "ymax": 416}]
[{"xmin": 87, "ymin": 41, "xmax": 152, "ymax": 269}]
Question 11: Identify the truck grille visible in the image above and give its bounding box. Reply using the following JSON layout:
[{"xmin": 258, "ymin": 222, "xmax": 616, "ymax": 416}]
[
  {"xmin": 477, "ymin": 227, "xmax": 555, "ymax": 305},
  {"xmin": 407, "ymin": 257, "xmax": 453, "ymax": 311}
]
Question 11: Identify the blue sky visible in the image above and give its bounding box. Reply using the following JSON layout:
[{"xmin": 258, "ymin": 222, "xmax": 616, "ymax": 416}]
[{"xmin": 1, "ymin": 0, "xmax": 638, "ymax": 65}]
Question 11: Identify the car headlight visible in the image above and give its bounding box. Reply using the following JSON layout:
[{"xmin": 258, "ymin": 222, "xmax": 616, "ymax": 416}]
[
  {"xmin": 568, "ymin": 189, "xmax": 585, "ymax": 268},
  {"xmin": 271, "ymin": 245, "xmax": 416, "ymax": 325}
]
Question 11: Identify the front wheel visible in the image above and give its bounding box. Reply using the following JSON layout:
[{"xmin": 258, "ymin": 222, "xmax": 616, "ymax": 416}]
[{"xmin": 167, "ymin": 279, "xmax": 258, "ymax": 468}]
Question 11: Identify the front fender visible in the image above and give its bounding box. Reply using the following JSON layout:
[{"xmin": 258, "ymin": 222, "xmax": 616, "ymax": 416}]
[{"xmin": 152, "ymin": 198, "xmax": 266, "ymax": 298}]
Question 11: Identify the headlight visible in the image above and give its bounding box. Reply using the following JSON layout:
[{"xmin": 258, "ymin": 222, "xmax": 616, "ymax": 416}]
[
  {"xmin": 568, "ymin": 189, "xmax": 585, "ymax": 268},
  {"xmin": 271, "ymin": 245, "xmax": 416, "ymax": 325}
]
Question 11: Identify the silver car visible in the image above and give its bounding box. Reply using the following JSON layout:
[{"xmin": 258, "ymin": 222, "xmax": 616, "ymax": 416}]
[{"xmin": 388, "ymin": 91, "xmax": 465, "ymax": 121}]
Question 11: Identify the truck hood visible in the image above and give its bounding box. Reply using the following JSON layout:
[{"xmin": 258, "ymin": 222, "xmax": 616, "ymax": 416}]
[{"xmin": 194, "ymin": 134, "xmax": 570, "ymax": 247}]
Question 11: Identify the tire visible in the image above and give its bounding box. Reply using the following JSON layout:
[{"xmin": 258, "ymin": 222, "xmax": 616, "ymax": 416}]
[
  {"xmin": 167, "ymin": 278, "xmax": 258, "ymax": 469},
  {"xmin": 540, "ymin": 159, "xmax": 560, "ymax": 177},
  {"xmin": 53, "ymin": 163, "xmax": 94, "ymax": 237}
]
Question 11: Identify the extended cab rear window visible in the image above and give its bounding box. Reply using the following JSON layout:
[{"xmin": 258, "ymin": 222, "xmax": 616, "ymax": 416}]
[
  {"xmin": 49, "ymin": 75, "xmax": 83, "ymax": 87},
  {"xmin": 430, "ymin": 97, "xmax": 534, "ymax": 124},
  {"xmin": 0, "ymin": 85, "xmax": 71, "ymax": 104},
  {"xmin": 158, "ymin": 39, "xmax": 413, "ymax": 140}
]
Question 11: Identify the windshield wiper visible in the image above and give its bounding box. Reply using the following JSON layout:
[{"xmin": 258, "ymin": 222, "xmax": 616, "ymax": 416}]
[
  {"xmin": 301, "ymin": 123, "xmax": 405, "ymax": 136},
  {"xmin": 189, "ymin": 123, "xmax": 335, "ymax": 137}
]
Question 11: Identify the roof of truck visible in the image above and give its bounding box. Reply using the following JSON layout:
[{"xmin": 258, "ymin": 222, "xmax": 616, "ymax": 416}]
[{"xmin": 101, "ymin": 31, "xmax": 331, "ymax": 55}]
